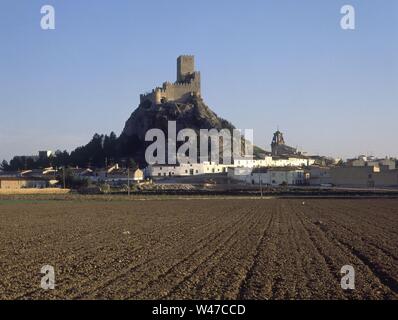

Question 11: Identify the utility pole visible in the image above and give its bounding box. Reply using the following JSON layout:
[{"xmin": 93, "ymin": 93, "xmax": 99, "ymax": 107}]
[
  {"xmin": 127, "ymin": 166, "xmax": 130, "ymax": 196},
  {"xmin": 62, "ymin": 166, "xmax": 66, "ymax": 189},
  {"xmin": 259, "ymin": 175, "xmax": 263, "ymax": 198}
]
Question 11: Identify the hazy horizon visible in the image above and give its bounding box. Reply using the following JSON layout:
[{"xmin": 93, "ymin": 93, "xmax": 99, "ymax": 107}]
[{"xmin": 1, "ymin": 0, "xmax": 397, "ymax": 162}]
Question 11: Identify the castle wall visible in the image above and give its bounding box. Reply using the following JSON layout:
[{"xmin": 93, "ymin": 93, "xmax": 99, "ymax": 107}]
[
  {"xmin": 162, "ymin": 74, "xmax": 200, "ymax": 102},
  {"xmin": 140, "ymin": 72, "xmax": 200, "ymax": 105},
  {"xmin": 140, "ymin": 55, "xmax": 201, "ymax": 105}
]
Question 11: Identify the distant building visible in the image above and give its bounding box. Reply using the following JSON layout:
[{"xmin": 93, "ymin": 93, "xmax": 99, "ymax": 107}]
[
  {"xmin": 69, "ymin": 168, "xmax": 95, "ymax": 179},
  {"xmin": 271, "ymin": 130, "xmax": 298, "ymax": 156},
  {"xmin": 13, "ymin": 150, "xmax": 53, "ymax": 164},
  {"xmin": 143, "ymin": 129, "xmax": 326, "ymax": 179},
  {"xmin": 140, "ymin": 55, "xmax": 201, "ymax": 105},
  {"xmin": 0, "ymin": 177, "xmax": 49, "ymax": 189},
  {"xmin": 20, "ymin": 167, "xmax": 57, "ymax": 178},
  {"xmin": 146, "ymin": 152, "xmax": 316, "ymax": 178},
  {"xmin": 347, "ymin": 156, "xmax": 396, "ymax": 170},
  {"xmin": 148, "ymin": 162, "xmax": 229, "ymax": 178},
  {"xmin": 38, "ymin": 150, "xmax": 53, "ymax": 160},
  {"xmin": 234, "ymin": 155, "xmax": 315, "ymax": 168},
  {"xmin": 228, "ymin": 167, "xmax": 307, "ymax": 186}
]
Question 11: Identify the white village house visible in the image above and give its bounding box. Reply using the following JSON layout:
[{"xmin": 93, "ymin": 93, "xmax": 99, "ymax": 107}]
[
  {"xmin": 228, "ymin": 167, "xmax": 308, "ymax": 186},
  {"xmin": 148, "ymin": 161, "xmax": 230, "ymax": 178}
]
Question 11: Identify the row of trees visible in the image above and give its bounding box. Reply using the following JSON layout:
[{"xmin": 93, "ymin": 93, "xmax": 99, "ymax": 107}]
[{"xmin": 1, "ymin": 132, "xmax": 139, "ymax": 172}]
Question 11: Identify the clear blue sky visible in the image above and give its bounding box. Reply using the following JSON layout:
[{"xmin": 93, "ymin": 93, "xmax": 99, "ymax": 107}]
[{"xmin": 0, "ymin": 0, "xmax": 397, "ymax": 161}]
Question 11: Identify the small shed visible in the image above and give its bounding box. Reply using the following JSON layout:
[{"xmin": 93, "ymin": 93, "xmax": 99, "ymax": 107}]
[{"xmin": 0, "ymin": 177, "xmax": 48, "ymax": 189}]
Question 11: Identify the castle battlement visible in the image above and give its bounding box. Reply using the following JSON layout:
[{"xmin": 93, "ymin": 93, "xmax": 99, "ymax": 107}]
[{"xmin": 140, "ymin": 55, "xmax": 201, "ymax": 105}]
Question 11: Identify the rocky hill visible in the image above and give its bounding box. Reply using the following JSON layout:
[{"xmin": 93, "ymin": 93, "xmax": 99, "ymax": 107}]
[
  {"xmin": 122, "ymin": 96, "xmax": 234, "ymax": 139},
  {"xmin": 118, "ymin": 96, "xmax": 265, "ymax": 165}
]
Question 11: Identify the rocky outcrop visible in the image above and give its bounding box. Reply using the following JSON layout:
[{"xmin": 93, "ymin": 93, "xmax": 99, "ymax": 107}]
[
  {"xmin": 122, "ymin": 96, "xmax": 234, "ymax": 138},
  {"xmin": 118, "ymin": 96, "xmax": 264, "ymax": 165}
]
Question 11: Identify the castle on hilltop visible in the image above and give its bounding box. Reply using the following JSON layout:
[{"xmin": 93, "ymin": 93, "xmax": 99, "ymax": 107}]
[{"xmin": 140, "ymin": 55, "xmax": 201, "ymax": 105}]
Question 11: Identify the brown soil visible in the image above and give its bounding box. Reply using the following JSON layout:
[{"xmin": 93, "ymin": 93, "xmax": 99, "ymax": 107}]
[{"xmin": 0, "ymin": 198, "xmax": 397, "ymax": 300}]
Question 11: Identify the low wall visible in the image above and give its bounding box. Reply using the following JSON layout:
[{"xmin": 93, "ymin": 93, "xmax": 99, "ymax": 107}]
[{"xmin": 0, "ymin": 188, "xmax": 71, "ymax": 195}]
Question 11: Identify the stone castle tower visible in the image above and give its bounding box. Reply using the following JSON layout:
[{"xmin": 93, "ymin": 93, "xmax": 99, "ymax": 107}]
[
  {"xmin": 177, "ymin": 55, "xmax": 194, "ymax": 82},
  {"xmin": 140, "ymin": 55, "xmax": 201, "ymax": 105}
]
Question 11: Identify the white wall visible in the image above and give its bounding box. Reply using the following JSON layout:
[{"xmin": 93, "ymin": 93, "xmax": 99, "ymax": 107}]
[
  {"xmin": 149, "ymin": 162, "xmax": 230, "ymax": 177},
  {"xmin": 230, "ymin": 169, "xmax": 305, "ymax": 186},
  {"xmin": 234, "ymin": 156, "xmax": 314, "ymax": 168}
]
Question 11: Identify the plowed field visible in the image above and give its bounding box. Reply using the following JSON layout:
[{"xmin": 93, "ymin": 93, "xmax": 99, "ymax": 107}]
[{"xmin": 0, "ymin": 198, "xmax": 397, "ymax": 299}]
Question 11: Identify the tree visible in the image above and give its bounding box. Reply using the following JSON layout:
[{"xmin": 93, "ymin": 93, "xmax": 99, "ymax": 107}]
[
  {"xmin": 129, "ymin": 158, "xmax": 138, "ymax": 170},
  {"xmin": 58, "ymin": 168, "xmax": 89, "ymax": 189},
  {"xmin": 103, "ymin": 132, "xmax": 118, "ymax": 165},
  {"xmin": 9, "ymin": 156, "xmax": 25, "ymax": 171},
  {"xmin": 6, "ymin": 131, "xmax": 124, "ymax": 171},
  {"xmin": 53, "ymin": 150, "xmax": 70, "ymax": 168},
  {"xmin": 0, "ymin": 160, "xmax": 10, "ymax": 171}
]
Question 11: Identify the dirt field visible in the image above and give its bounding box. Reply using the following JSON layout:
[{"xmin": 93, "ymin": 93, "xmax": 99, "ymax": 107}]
[{"xmin": 0, "ymin": 198, "xmax": 397, "ymax": 300}]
